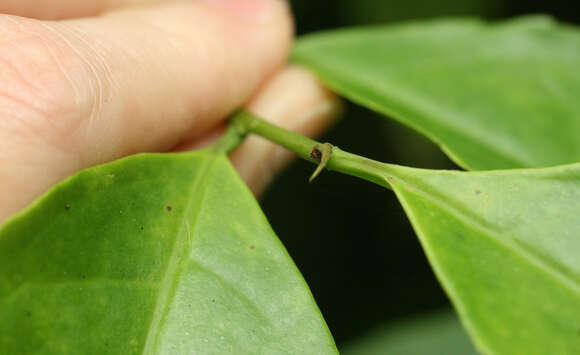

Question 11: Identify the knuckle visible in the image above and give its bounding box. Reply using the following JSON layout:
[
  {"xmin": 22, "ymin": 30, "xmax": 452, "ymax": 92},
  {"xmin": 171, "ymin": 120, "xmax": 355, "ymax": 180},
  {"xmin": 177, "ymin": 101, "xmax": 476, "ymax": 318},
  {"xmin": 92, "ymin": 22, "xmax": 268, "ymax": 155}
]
[{"xmin": 0, "ymin": 16, "xmax": 110, "ymax": 144}]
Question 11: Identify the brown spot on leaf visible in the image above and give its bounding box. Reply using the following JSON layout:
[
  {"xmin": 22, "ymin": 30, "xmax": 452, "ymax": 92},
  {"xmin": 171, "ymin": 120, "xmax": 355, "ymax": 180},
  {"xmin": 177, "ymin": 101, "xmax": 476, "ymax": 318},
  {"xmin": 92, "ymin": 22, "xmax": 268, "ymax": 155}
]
[
  {"xmin": 250, "ymin": 245, "xmax": 255, "ymax": 250},
  {"xmin": 387, "ymin": 176, "xmax": 394, "ymax": 182},
  {"xmin": 475, "ymin": 190, "xmax": 481, "ymax": 195},
  {"xmin": 166, "ymin": 206, "xmax": 172, "ymax": 212},
  {"xmin": 65, "ymin": 204, "xmax": 71, "ymax": 210},
  {"xmin": 457, "ymin": 233, "xmax": 464, "ymax": 239},
  {"xmin": 26, "ymin": 311, "xmax": 31, "ymax": 318}
]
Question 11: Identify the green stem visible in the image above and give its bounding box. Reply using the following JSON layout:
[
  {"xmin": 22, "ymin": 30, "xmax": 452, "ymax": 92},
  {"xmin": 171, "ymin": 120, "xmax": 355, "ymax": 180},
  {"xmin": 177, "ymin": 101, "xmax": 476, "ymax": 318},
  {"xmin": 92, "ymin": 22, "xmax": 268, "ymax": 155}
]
[
  {"xmin": 211, "ymin": 115, "xmax": 248, "ymax": 154},
  {"xmin": 226, "ymin": 111, "xmax": 394, "ymax": 190},
  {"xmin": 233, "ymin": 111, "xmax": 321, "ymax": 163}
]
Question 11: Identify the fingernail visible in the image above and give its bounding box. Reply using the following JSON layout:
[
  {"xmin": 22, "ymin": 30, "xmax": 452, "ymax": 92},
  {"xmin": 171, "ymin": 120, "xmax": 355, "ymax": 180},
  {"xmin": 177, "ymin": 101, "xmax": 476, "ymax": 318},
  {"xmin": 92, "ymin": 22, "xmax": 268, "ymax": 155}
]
[{"xmin": 198, "ymin": 0, "xmax": 286, "ymax": 23}]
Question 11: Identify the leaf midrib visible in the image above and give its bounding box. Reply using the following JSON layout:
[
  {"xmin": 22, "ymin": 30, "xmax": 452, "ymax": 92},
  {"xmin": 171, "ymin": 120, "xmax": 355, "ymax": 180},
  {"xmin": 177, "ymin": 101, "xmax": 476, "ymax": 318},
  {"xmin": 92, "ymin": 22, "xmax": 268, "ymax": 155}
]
[{"xmin": 141, "ymin": 151, "xmax": 218, "ymax": 355}]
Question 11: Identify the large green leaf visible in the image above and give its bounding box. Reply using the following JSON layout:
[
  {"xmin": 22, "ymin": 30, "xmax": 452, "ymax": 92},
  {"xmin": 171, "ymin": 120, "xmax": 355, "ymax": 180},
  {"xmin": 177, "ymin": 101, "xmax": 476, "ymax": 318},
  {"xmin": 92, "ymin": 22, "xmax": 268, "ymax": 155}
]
[
  {"xmin": 341, "ymin": 309, "xmax": 477, "ymax": 355},
  {"xmin": 0, "ymin": 150, "xmax": 336, "ymax": 354},
  {"xmin": 293, "ymin": 16, "xmax": 580, "ymax": 170},
  {"xmin": 371, "ymin": 161, "xmax": 580, "ymax": 354}
]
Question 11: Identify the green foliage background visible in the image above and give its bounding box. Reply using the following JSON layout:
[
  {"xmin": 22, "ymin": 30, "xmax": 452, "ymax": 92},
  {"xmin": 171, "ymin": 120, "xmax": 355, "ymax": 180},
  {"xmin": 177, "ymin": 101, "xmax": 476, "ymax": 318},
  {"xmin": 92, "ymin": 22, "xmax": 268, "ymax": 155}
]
[{"xmin": 261, "ymin": 0, "xmax": 580, "ymax": 347}]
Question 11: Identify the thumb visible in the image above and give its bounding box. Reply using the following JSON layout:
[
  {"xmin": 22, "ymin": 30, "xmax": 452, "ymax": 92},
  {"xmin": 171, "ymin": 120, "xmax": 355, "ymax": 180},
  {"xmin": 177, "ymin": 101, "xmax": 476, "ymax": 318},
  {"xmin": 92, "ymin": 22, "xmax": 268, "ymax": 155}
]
[{"xmin": 0, "ymin": 0, "xmax": 293, "ymax": 220}]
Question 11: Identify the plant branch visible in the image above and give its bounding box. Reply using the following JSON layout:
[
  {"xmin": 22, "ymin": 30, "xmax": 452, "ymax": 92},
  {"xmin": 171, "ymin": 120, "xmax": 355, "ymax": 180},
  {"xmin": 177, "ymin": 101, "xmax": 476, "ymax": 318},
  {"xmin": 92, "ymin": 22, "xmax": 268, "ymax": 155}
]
[
  {"xmin": 226, "ymin": 111, "xmax": 395, "ymax": 190},
  {"xmin": 211, "ymin": 115, "xmax": 248, "ymax": 154}
]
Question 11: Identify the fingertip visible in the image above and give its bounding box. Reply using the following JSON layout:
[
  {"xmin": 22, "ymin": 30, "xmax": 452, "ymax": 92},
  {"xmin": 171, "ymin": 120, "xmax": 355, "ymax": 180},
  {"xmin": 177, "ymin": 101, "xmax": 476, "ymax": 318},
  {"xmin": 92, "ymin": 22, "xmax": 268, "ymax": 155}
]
[{"xmin": 205, "ymin": 0, "xmax": 295, "ymax": 78}]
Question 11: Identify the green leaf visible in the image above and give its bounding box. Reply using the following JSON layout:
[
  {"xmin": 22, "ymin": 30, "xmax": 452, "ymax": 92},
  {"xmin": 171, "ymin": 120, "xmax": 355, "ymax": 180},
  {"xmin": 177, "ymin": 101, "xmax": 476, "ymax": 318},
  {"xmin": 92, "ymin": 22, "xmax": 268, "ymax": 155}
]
[
  {"xmin": 0, "ymin": 150, "xmax": 336, "ymax": 354},
  {"xmin": 293, "ymin": 16, "xmax": 580, "ymax": 170},
  {"xmin": 341, "ymin": 310, "xmax": 477, "ymax": 355},
  {"xmin": 374, "ymin": 162, "xmax": 580, "ymax": 354}
]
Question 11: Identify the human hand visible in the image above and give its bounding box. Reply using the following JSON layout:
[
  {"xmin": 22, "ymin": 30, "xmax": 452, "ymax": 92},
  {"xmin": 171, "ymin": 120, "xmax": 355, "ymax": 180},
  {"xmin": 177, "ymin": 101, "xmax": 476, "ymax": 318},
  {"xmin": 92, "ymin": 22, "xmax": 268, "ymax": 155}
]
[{"xmin": 0, "ymin": 0, "xmax": 339, "ymax": 222}]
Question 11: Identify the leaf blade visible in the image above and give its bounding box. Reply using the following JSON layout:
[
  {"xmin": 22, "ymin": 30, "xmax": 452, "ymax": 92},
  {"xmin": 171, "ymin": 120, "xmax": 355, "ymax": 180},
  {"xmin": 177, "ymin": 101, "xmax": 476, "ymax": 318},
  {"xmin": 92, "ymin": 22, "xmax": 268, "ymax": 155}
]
[
  {"xmin": 341, "ymin": 310, "xmax": 477, "ymax": 355},
  {"xmin": 293, "ymin": 16, "xmax": 580, "ymax": 169},
  {"xmin": 0, "ymin": 151, "xmax": 336, "ymax": 354},
  {"xmin": 376, "ymin": 162, "xmax": 580, "ymax": 354}
]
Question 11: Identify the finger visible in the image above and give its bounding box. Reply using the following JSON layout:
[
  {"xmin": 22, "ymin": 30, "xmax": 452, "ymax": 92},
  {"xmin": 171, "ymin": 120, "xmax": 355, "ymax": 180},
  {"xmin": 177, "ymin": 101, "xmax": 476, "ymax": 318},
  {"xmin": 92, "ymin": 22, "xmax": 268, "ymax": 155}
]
[
  {"xmin": 230, "ymin": 65, "xmax": 342, "ymax": 196},
  {"xmin": 0, "ymin": 0, "xmax": 292, "ymax": 221},
  {"xmin": 0, "ymin": 0, "xmax": 159, "ymax": 20}
]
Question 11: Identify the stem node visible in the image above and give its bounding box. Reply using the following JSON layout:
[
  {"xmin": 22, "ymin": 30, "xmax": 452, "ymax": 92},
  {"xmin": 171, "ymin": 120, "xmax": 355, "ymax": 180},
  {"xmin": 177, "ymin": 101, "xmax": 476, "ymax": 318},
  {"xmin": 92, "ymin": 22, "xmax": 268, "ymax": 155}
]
[{"xmin": 309, "ymin": 143, "xmax": 333, "ymax": 183}]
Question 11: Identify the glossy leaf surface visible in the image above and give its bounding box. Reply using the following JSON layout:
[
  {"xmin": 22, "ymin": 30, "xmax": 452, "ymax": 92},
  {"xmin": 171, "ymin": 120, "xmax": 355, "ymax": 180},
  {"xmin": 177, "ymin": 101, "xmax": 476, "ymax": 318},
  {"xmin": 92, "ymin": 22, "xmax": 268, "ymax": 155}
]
[
  {"xmin": 374, "ymin": 162, "xmax": 580, "ymax": 354},
  {"xmin": 293, "ymin": 17, "xmax": 580, "ymax": 170},
  {"xmin": 0, "ymin": 150, "xmax": 336, "ymax": 354}
]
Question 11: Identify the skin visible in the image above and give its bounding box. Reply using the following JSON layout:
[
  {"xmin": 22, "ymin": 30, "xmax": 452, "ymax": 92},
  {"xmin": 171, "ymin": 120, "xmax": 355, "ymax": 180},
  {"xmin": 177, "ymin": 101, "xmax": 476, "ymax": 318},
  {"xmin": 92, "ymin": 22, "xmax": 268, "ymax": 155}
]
[{"xmin": 0, "ymin": 0, "xmax": 340, "ymax": 222}]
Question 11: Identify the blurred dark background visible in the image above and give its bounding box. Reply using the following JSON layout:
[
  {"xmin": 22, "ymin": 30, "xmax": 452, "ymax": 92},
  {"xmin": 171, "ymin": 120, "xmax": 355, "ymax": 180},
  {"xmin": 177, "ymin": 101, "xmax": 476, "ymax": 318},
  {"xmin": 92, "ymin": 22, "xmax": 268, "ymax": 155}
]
[{"xmin": 259, "ymin": 0, "xmax": 580, "ymax": 348}]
